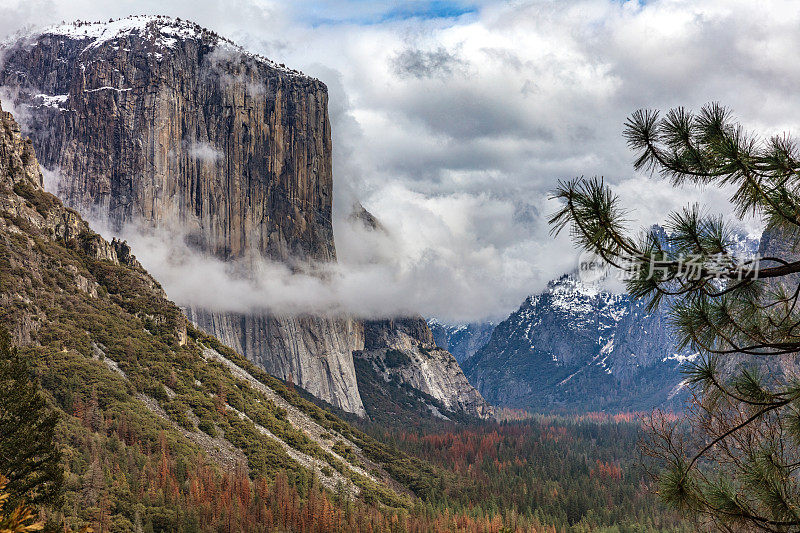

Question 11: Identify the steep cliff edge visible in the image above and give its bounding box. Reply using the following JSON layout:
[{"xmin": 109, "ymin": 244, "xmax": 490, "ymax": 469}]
[
  {"xmin": 184, "ymin": 307, "xmax": 365, "ymax": 414},
  {"xmin": 0, "ymin": 16, "xmax": 365, "ymax": 414},
  {"xmin": 1, "ymin": 16, "xmax": 333, "ymax": 260},
  {"xmin": 0, "ymin": 16, "xmax": 494, "ymax": 420}
]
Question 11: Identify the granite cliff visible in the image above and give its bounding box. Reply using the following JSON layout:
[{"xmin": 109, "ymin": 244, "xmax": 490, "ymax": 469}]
[
  {"xmin": 1, "ymin": 17, "xmax": 333, "ymax": 261},
  {"xmin": 0, "ymin": 16, "xmax": 489, "ymax": 419},
  {"xmin": 0, "ymin": 16, "xmax": 365, "ymax": 414}
]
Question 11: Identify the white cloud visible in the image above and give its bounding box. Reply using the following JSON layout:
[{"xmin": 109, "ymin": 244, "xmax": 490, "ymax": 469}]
[
  {"xmin": 1, "ymin": 0, "xmax": 798, "ymax": 321},
  {"xmin": 104, "ymin": 212, "xmax": 567, "ymax": 322},
  {"xmin": 187, "ymin": 141, "xmax": 223, "ymax": 163}
]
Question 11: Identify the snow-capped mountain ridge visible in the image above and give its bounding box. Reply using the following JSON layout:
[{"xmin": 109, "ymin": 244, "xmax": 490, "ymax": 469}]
[
  {"xmin": 46, "ymin": 16, "xmax": 206, "ymax": 50},
  {"xmin": 462, "ymin": 272, "xmax": 699, "ymax": 411}
]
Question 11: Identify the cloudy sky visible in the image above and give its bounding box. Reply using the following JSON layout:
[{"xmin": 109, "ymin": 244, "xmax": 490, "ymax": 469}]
[{"xmin": 2, "ymin": 0, "xmax": 799, "ymax": 322}]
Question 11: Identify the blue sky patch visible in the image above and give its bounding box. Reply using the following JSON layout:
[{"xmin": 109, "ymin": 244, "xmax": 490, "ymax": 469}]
[{"xmin": 299, "ymin": 0, "xmax": 479, "ymax": 26}]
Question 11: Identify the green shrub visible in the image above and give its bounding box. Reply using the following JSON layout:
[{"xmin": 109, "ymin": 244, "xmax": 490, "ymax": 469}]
[{"xmin": 197, "ymin": 419, "xmax": 217, "ymax": 437}]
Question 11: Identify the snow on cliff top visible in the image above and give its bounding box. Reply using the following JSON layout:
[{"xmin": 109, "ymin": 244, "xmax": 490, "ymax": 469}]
[
  {"xmin": 44, "ymin": 16, "xmax": 203, "ymax": 45},
  {"xmin": 37, "ymin": 15, "xmax": 306, "ymax": 77}
]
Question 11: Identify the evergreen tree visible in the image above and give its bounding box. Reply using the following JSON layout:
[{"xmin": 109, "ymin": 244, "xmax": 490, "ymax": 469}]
[
  {"xmin": 0, "ymin": 328, "xmax": 63, "ymax": 506},
  {"xmin": 551, "ymin": 103, "xmax": 800, "ymax": 531}
]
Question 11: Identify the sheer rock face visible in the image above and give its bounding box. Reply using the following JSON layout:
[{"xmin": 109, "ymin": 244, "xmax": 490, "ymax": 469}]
[
  {"xmin": 0, "ymin": 16, "xmax": 492, "ymax": 419},
  {"xmin": 0, "ymin": 17, "xmax": 334, "ymax": 261},
  {"xmin": 0, "ymin": 17, "xmax": 364, "ymax": 415},
  {"xmin": 358, "ymin": 318, "xmax": 494, "ymax": 418},
  {"xmin": 186, "ymin": 308, "xmax": 366, "ymax": 415},
  {"xmin": 0, "ymin": 104, "xmax": 42, "ymax": 188}
]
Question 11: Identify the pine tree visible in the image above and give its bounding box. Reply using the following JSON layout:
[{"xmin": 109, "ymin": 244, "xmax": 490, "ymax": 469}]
[
  {"xmin": 550, "ymin": 103, "xmax": 800, "ymax": 531},
  {"xmin": 0, "ymin": 328, "xmax": 63, "ymax": 506}
]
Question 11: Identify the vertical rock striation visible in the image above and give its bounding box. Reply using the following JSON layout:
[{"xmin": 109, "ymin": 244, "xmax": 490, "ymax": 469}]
[
  {"xmin": 1, "ymin": 17, "xmax": 334, "ymax": 261},
  {"xmin": 185, "ymin": 308, "xmax": 366, "ymax": 414},
  {"xmin": 0, "ymin": 16, "xmax": 364, "ymax": 414}
]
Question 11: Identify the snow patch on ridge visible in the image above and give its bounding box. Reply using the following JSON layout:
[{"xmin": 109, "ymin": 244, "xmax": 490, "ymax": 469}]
[
  {"xmin": 37, "ymin": 16, "xmax": 308, "ymax": 78},
  {"xmin": 668, "ymin": 379, "xmax": 689, "ymax": 399},
  {"xmin": 43, "ymin": 16, "xmax": 203, "ymax": 50},
  {"xmin": 84, "ymin": 86, "xmax": 132, "ymax": 93},
  {"xmin": 600, "ymin": 337, "xmax": 615, "ymax": 355}
]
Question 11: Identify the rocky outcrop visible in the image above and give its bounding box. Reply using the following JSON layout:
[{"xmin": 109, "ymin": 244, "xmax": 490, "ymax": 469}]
[
  {"xmin": 0, "ymin": 99, "xmax": 143, "ymax": 270},
  {"xmin": 348, "ymin": 202, "xmax": 386, "ymax": 232},
  {"xmin": 0, "ymin": 103, "xmax": 41, "ymax": 187},
  {"xmin": 357, "ymin": 318, "xmax": 493, "ymax": 418},
  {"xmin": 0, "ymin": 16, "xmax": 495, "ymax": 420},
  {"xmin": 0, "ymin": 16, "xmax": 365, "ymax": 415}
]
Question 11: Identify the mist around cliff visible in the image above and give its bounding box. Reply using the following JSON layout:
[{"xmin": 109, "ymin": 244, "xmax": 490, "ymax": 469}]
[
  {"xmin": 37, "ymin": 165, "xmax": 569, "ymax": 322},
  {"xmin": 52, "ymin": 164, "xmax": 757, "ymax": 324},
  {"xmin": 74, "ymin": 197, "xmax": 567, "ymax": 323}
]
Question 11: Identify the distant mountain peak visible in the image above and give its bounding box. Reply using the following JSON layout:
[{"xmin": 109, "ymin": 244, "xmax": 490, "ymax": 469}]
[
  {"xmin": 463, "ymin": 271, "xmax": 695, "ymax": 412},
  {"xmin": 427, "ymin": 319, "xmax": 496, "ymax": 364},
  {"xmin": 348, "ymin": 202, "xmax": 387, "ymax": 233}
]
